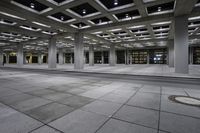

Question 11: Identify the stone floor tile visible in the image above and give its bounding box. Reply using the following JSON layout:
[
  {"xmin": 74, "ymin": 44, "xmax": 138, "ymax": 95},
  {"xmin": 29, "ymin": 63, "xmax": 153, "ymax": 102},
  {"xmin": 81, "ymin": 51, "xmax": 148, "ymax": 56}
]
[
  {"xmin": 30, "ymin": 126, "xmax": 61, "ymax": 133},
  {"xmin": 127, "ymin": 92, "xmax": 160, "ymax": 110},
  {"xmin": 25, "ymin": 102, "xmax": 74, "ymax": 123},
  {"xmin": 139, "ymin": 85, "xmax": 161, "ymax": 94},
  {"xmin": 27, "ymin": 89, "xmax": 56, "ymax": 97},
  {"xmin": 79, "ymin": 89, "xmax": 109, "ymax": 99},
  {"xmin": 97, "ymin": 119, "xmax": 157, "ymax": 133},
  {"xmin": 160, "ymin": 112, "xmax": 200, "ymax": 133},
  {"xmin": 0, "ymin": 93, "xmax": 35, "ymax": 105},
  {"xmin": 49, "ymin": 109, "xmax": 108, "ymax": 133},
  {"xmin": 58, "ymin": 95, "xmax": 94, "ymax": 108},
  {"xmin": 0, "ymin": 104, "xmax": 43, "ymax": 133},
  {"xmin": 99, "ymin": 93, "xmax": 130, "ymax": 104},
  {"xmin": 81, "ymin": 100, "xmax": 122, "ymax": 116},
  {"xmin": 42, "ymin": 92, "xmax": 72, "ymax": 101},
  {"xmin": 113, "ymin": 105, "xmax": 159, "ymax": 129},
  {"xmin": 161, "ymin": 86, "xmax": 187, "ymax": 95},
  {"xmin": 11, "ymin": 97, "xmax": 52, "ymax": 112}
]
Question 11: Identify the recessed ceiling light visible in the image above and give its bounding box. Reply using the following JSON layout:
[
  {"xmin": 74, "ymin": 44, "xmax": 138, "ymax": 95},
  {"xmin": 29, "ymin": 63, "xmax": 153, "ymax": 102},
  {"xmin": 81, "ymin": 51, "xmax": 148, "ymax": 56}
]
[
  {"xmin": 82, "ymin": 9, "xmax": 86, "ymax": 14},
  {"xmin": 60, "ymin": 16, "xmax": 64, "ymax": 21},
  {"xmin": 158, "ymin": 7, "xmax": 161, "ymax": 12},
  {"xmin": 125, "ymin": 14, "xmax": 129, "ymax": 18},
  {"xmin": 30, "ymin": 3, "xmax": 35, "ymax": 9},
  {"xmin": 114, "ymin": 0, "xmax": 118, "ymax": 6}
]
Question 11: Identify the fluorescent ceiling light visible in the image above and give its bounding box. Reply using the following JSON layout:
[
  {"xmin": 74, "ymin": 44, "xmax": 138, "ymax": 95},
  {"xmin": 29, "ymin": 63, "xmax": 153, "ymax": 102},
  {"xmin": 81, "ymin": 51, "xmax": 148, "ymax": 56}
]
[
  {"xmin": 91, "ymin": 31, "xmax": 103, "ymax": 34},
  {"xmin": 108, "ymin": 28, "xmax": 122, "ymax": 32},
  {"xmin": 32, "ymin": 21, "xmax": 51, "ymax": 28},
  {"xmin": 189, "ymin": 16, "xmax": 200, "ymax": 20},
  {"xmin": 151, "ymin": 21, "xmax": 171, "ymax": 26},
  {"xmin": 0, "ymin": 11, "xmax": 25, "ymax": 20},
  {"xmin": 42, "ymin": 31, "xmax": 57, "ymax": 35},
  {"xmin": 127, "ymin": 25, "xmax": 146, "ymax": 29},
  {"xmin": 20, "ymin": 25, "xmax": 41, "ymax": 31}
]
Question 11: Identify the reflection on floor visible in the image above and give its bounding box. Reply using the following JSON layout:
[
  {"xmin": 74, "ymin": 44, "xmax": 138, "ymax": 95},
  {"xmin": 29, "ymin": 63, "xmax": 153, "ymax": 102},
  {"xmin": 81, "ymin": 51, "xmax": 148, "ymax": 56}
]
[
  {"xmin": 0, "ymin": 69, "xmax": 200, "ymax": 133},
  {"xmin": 4, "ymin": 64, "xmax": 200, "ymax": 78}
]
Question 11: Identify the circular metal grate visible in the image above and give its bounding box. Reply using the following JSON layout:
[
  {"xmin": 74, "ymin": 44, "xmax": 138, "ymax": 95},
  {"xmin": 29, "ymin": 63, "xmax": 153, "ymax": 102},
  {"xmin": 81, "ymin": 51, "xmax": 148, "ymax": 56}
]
[{"xmin": 168, "ymin": 95, "xmax": 200, "ymax": 107}]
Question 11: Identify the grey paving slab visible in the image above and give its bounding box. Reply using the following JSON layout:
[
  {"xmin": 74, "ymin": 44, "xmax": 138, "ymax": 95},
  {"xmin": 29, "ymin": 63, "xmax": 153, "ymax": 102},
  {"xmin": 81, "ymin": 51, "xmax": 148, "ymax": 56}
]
[
  {"xmin": 161, "ymin": 95, "xmax": 200, "ymax": 118},
  {"xmin": 42, "ymin": 92, "xmax": 72, "ymax": 101},
  {"xmin": 0, "ymin": 88, "xmax": 21, "ymax": 97},
  {"xmin": 0, "ymin": 103, "xmax": 43, "ymax": 133},
  {"xmin": 111, "ymin": 89, "xmax": 136, "ymax": 97},
  {"xmin": 65, "ymin": 88, "xmax": 88, "ymax": 94},
  {"xmin": 79, "ymin": 89, "xmax": 109, "ymax": 99},
  {"xmin": 11, "ymin": 97, "xmax": 52, "ymax": 112},
  {"xmin": 0, "ymin": 93, "xmax": 35, "ymax": 105},
  {"xmin": 113, "ymin": 105, "xmax": 159, "ymax": 129},
  {"xmin": 99, "ymin": 93, "xmax": 130, "ymax": 104},
  {"xmin": 25, "ymin": 102, "xmax": 74, "ymax": 123},
  {"xmin": 139, "ymin": 85, "xmax": 161, "ymax": 94},
  {"xmin": 49, "ymin": 109, "xmax": 108, "ymax": 133},
  {"xmin": 58, "ymin": 95, "xmax": 94, "ymax": 108},
  {"xmin": 30, "ymin": 126, "xmax": 61, "ymax": 133},
  {"xmin": 160, "ymin": 112, "xmax": 200, "ymax": 133},
  {"xmin": 81, "ymin": 100, "xmax": 122, "ymax": 116},
  {"xmin": 97, "ymin": 119, "xmax": 157, "ymax": 133},
  {"xmin": 161, "ymin": 86, "xmax": 187, "ymax": 95},
  {"xmin": 27, "ymin": 89, "xmax": 56, "ymax": 97},
  {"xmin": 127, "ymin": 92, "xmax": 160, "ymax": 110}
]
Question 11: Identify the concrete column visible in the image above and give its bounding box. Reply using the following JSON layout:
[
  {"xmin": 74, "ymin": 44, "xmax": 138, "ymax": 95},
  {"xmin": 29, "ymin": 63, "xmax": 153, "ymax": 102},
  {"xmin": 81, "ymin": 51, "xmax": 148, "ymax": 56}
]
[
  {"xmin": 58, "ymin": 49, "xmax": 64, "ymax": 65},
  {"xmin": 109, "ymin": 44, "xmax": 116, "ymax": 66},
  {"xmin": 70, "ymin": 53, "xmax": 73, "ymax": 64},
  {"xmin": 147, "ymin": 51, "xmax": 150, "ymax": 64},
  {"xmin": 125, "ymin": 50, "xmax": 127, "ymax": 64},
  {"xmin": 23, "ymin": 53, "xmax": 26, "ymax": 64},
  {"xmin": 74, "ymin": 32, "xmax": 84, "ymax": 69},
  {"xmin": 130, "ymin": 52, "xmax": 132, "ymax": 64},
  {"xmin": 168, "ymin": 40, "xmax": 174, "ymax": 67},
  {"xmin": 48, "ymin": 37, "xmax": 57, "ymax": 68},
  {"xmin": 0, "ymin": 49, "xmax": 3, "ymax": 66},
  {"xmin": 89, "ymin": 45, "xmax": 94, "ymax": 66},
  {"xmin": 101, "ymin": 51, "xmax": 104, "ymax": 64},
  {"xmin": 6, "ymin": 52, "xmax": 9, "ymax": 64},
  {"xmin": 17, "ymin": 44, "xmax": 23, "ymax": 67},
  {"xmin": 174, "ymin": 15, "xmax": 189, "ymax": 73},
  {"xmin": 189, "ymin": 47, "xmax": 193, "ymax": 64},
  {"xmin": 38, "ymin": 53, "xmax": 43, "ymax": 65}
]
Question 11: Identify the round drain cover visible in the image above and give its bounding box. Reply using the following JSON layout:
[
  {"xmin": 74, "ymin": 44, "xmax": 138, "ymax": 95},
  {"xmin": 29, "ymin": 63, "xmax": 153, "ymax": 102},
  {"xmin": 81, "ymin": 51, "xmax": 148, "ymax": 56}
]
[{"xmin": 169, "ymin": 95, "xmax": 200, "ymax": 107}]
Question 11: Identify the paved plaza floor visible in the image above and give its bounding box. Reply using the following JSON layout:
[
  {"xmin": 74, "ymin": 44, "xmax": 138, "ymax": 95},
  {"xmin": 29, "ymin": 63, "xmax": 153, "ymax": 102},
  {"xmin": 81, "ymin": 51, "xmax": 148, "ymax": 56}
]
[
  {"xmin": 4, "ymin": 64, "xmax": 200, "ymax": 78},
  {"xmin": 0, "ymin": 68, "xmax": 200, "ymax": 133}
]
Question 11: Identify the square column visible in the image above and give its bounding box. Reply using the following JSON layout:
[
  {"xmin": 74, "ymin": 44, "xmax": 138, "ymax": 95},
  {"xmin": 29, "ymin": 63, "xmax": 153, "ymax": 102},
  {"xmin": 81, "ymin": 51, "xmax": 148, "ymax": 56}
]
[
  {"xmin": 125, "ymin": 49, "xmax": 127, "ymax": 65},
  {"xmin": 38, "ymin": 53, "xmax": 43, "ymax": 65},
  {"xmin": 168, "ymin": 40, "xmax": 174, "ymax": 67},
  {"xmin": 189, "ymin": 47, "xmax": 193, "ymax": 64},
  {"xmin": 6, "ymin": 52, "xmax": 9, "ymax": 64},
  {"xmin": 74, "ymin": 32, "xmax": 84, "ymax": 69},
  {"xmin": 17, "ymin": 44, "xmax": 23, "ymax": 67},
  {"xmin": 174, "ymin": 15, "xmax": 189, "ymax": 73},
  {"xmin": 101, "ymin": 51, "xmax": 104, "ymax": 64},
  {"xmin": 89, "ymin": 45, "xmax": 94, "ymax": 66},
  {"xmin": 58, "ymin": 49, "xmax": 64, "ymax": 65},
  {"xmin": 147, "ymin": 50, "xmax": 150, "ymax": 64},
  {"xmin": 0, "ymin": 49, "xmax": 3, "ymax": 66},
  {"xmin": 48, "ymin": 37, "xmax": 57, "ymax": 68},
  {"xmin": 109, "ymin": 44, "xmax": 116, "ymax": 66}
]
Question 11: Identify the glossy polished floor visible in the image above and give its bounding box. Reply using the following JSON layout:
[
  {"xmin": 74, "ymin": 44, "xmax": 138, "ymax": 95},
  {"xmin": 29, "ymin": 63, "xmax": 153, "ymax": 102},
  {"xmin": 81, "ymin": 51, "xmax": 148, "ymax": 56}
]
[
  {"xmin": 0, "ymin": 69, "xmax": 200, "ymax": 133},
  {"xmin": 4, "ymin": 64, "xmax": 200, "ymax": 78}
]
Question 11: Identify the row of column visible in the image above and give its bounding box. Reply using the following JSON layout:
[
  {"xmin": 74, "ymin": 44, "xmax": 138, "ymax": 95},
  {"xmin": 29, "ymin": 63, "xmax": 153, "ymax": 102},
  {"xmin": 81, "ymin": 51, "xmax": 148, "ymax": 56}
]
[{"xmin": 0, "ymin": 15, "xmax": 190, "ymax": 74}]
